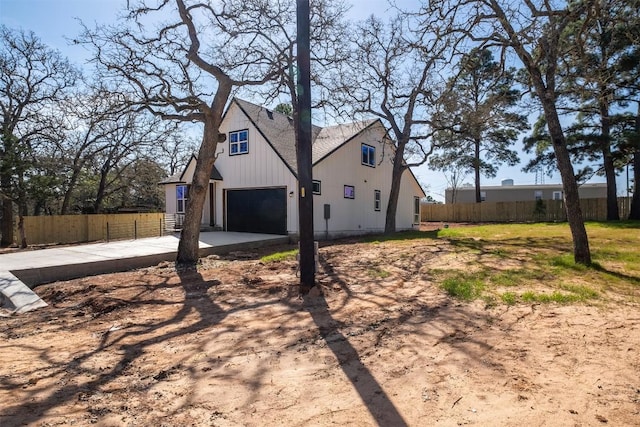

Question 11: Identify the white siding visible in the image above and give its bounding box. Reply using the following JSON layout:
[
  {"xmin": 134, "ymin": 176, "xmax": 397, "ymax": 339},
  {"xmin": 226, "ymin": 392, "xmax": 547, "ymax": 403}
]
[
  {"xmin": 312, "ymin": 123, "xmax": 422, "ymax": 238},
  {"xmin": 216, "ymin": 103, "xmax": 299, "ymax": 233},
  {"xmin": 165, "ymin": 184, "xmax": 178, "ymax": 215},
  {"xmin": 397, "ymin": 170, "xmax": 423, "ymax": 229}
]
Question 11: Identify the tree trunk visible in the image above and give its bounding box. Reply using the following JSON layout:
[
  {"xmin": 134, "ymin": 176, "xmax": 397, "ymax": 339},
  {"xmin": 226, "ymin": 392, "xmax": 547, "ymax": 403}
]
[
  {"xmin": 17, "ymin": 214, "xmax": 26, "ymax": 248},
  {"xmin": 629, "ymin": 106, "xmax": 640, "ymax": 220},
  {"xmin": 175, "ymin": 120, "xmax": 218, "ymax": 270},
  {"xmin": 93, "ymin": 167, "xmax": 109, "ymax": 214},
  {"xmin": 176, "ymin": 83, "xmax": 231, "ymax": 270},
  {"xmin": 33, "ymin": 199, "xmax": 44, "ymax": 216},
  {"xmin": 602, "ymin": 147, "xmax": 619, "ymax": 220},
  {"xmin": 542, "ymin": 98, "xmax": 591, "ymax": 264},
  {"xmin": 1, "ymin": 196, "xmax": 13, "ymax": 247},
  {"xmin": 474, "ymin": 138, "xmax": 481, "ymax": 203},
  {"xmin": 61, "ymin": 162, "xmax": 83, "ymax": 214},
  {"xmin": 384, "ymin": 140, "xmax": 407, "ymax": 234},
  {"xmin": 17, "ymin": 174, "xmax": 27, "ymax": 248},
  {"xmin": 1, "ymin": 133, "xmax": 14, "ymax": 247},
  {"xmin": 599, "ymin": 100, "xmax": 619, "ymax": 220}
]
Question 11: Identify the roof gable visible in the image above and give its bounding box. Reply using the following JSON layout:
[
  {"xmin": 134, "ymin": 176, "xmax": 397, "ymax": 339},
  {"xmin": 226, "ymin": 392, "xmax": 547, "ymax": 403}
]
[
  {"xmin": 312, "ymin": 120, "xmax": 378, "ymax": 164},
  {"xmin": 233, "ymin": 99, "xmax": 302, "ymax": 176},
  {"xmin": 231, "ymin": 98, "xmax": 378, "ymax": 175}
]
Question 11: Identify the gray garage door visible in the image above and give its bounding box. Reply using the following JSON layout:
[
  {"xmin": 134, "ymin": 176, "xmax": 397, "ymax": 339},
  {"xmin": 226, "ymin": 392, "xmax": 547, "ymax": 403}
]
[{"xmin": 226, "ymin": 188, "xmax": 287, "ymax": 235}]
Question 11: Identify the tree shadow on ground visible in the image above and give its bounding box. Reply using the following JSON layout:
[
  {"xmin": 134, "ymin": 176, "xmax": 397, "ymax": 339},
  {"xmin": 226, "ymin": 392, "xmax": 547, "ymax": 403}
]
[
  {"xmin": 2, "ymin": 238, "xmax": 517, "ymax": 425},
  {"xmin": 591, "ymin": 264, "xmax": 640, "ymax": 284},
  {"xmin": 301, "ymin": 247, "xmax": 503, "ymax": 425},
  {"xmin": 0, "ymin": 269, "xmax": 250, "ymax": 425},
  {"xmin": 303, "ymin": 292, "xmax": 409, "ymax": 426}
]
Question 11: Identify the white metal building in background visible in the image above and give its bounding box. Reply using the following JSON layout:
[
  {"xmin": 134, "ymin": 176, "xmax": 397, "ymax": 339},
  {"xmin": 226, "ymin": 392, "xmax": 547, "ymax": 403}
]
[
  {"xmin": 161, "ymin": 98, "xmax": 425, "ymax": 239},
  {"xmin": 446, "ymin": 179, "xmax": 608, "ymax": 204}
]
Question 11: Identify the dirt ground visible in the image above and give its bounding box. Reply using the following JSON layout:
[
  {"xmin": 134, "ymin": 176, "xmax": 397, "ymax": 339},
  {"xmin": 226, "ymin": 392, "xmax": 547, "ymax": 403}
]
[{"xmin": 1, "ymin": 227, "xmax": 639, "ymax": 426}]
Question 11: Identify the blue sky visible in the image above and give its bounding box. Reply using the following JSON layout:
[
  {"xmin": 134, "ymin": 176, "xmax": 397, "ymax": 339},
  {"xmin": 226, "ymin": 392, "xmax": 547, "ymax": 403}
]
[{"xmin": 2, "ymin": 0, "xmax": 615, "ymax": 201}]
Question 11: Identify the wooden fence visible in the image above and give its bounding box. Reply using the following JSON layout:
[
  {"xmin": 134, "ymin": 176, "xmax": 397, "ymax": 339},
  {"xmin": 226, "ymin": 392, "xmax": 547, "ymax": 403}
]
[
  {"xmin": 421, "ymin": 197, "xmax": 632, "ymax": 223},
  {"xmin": 14, "ymin": 213, "xmax": 167, "ymax": 246}
]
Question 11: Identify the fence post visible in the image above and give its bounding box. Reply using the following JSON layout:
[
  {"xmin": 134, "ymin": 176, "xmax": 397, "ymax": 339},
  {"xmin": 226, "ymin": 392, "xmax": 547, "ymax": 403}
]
[
  {"xmin": 106, "ymin": 222, "xmax": 110, "ymax": 242},
  {"xmin": 134, "ymin": 220, "xmax": 138, "ymax": 240}
]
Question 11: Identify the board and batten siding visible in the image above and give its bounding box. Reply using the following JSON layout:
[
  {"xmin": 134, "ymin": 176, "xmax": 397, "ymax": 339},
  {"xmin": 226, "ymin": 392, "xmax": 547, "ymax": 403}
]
[
  {"xmin": 164, "ymin": 185, "xmax": 178, "ymax": 216},
  {"xmin": 216, "ymin": 102, "xmax": 299, "ymax": 233},
  {"xmin": 399, "ymin": 170, "xmax": 424, "ymax": 227},
  {"xmin": 312, "ymin": 123, "xmax": 421, "ymax": 237}
]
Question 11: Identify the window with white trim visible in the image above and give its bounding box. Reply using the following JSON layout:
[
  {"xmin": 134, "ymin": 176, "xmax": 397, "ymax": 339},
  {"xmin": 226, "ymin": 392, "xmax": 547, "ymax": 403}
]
[
  {"xmin": 361, "ymin": 144, "xmax": 375, "ymax": 167},
  {"xmin": 374, "ymin": 190, "xmax": 381, "ymax": 211},
  {"xmin": 553, "ymin": 191, "xmax": 562, "ymax": 200},
  {"xmin": 480, "ymin": 191, "xmax": 487, "ymax": 202},
  {"xmin": 413, "ymin": 197, "xmax": 420, "ymax": 224},
  {"xmin": 534, "ymin": 190, "xmax": 543, "ymax": 200},
  {"xmin": 312, "ymin": 180, "xmax": 321, "ymax": 195},
  {"xmin": 176, "ymin": 184, "xmax": 189, "ymax": 213},
  {"xmin": 229, "ymin": 129, "xmax": 249, "ymax": 155}
]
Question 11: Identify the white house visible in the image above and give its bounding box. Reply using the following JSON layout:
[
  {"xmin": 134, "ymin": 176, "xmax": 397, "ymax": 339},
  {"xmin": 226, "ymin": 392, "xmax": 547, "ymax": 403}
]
[{"xmin": 161, "ymin": 98, "xmax": 425, "ymax": 239}]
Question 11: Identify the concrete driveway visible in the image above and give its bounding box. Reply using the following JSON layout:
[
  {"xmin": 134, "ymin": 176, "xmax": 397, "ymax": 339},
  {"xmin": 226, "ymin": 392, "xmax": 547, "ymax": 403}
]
[{"xmin": 0, "ymin": 232, "xmax": 289, "ymax": 314}]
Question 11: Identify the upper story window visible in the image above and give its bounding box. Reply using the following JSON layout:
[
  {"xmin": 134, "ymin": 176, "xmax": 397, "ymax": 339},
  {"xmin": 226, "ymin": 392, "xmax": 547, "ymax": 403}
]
[
  {"xmin": 362, "ymin": 144, "xmax": 375, "ymax": 167},
  {"xmin": 534, "ymin": 190, "xmax": 543, "ymax": 200},
  {"xmin": 553, "ymin": 191, "xmax": 562, "ymax": 200},
  {"xmin": 312, "ymin": 180, "xmax": 321, "ymax": 195},
  {"xmin": 176, "ymin": 184, "xmax": 189, "ymax": 213},
  {"xmin": 230, "ymin": 129, "xmax": 249, "ymax": 155},
  {"xmin": 480, "ymin": 191, "xmax": 487, "ymax": 202}
]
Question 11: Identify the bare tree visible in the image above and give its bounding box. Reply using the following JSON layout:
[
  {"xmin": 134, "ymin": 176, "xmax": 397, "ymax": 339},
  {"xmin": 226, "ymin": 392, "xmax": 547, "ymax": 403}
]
[
  {"xmin": 158, "ymin": 132, "xmax": 198, "ymax": 176},
  {"xmin": 58, "ymin": 85, "xmax": 125, "ymax": 214},
  {"xmin": 425, "ymin": 0, "xmax": 593, "ymax": 264},
  {"xmin": 80, "ymin": 0, "xmax": 284, "ymax": 268},
  {"xmin": 0, "ymin": 25, "xmax": 78, "ymax": 247},
  {"xmin": 57, "ymin": 84, "xmax": 180, "ymax": 214},
  {"xmin": 330, "ymin": 14, "xmax": 453, "ymax": 233}
]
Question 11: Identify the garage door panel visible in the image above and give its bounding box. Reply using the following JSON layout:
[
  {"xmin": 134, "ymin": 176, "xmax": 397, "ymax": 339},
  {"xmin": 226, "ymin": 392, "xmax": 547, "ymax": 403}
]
[{"xmin": 227, "ymin": 188, "xmax": 287, "ymax": 235}]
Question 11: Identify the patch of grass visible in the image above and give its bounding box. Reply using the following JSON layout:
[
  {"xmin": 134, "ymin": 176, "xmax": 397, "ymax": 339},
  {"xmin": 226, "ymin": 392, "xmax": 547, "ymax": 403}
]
[
  {"xmin": 586, "ymin": 220, "xmax": 640, "ymax": 230},
  {"xmin": 441, "ymin": 274, "xmax": 485, "ymax": 300},
  {"xmin": 560, "ymin": 284, "xmax": 599, "ymax": 299},
  {"xmin": 438, "ymin": 222, "xmax": 571, "ymax": 241},
  {"xmin": 550, "ymin": 254, "xmax": 589, "ymax": 271},
  {"xmin": 489, "ymin": 269, "xmax": 552, "ymax": 287},
  {"xmin": 520, "ymin": 286, "xmax": 598, "ymax": 304},
  {"xmin": 501, "ymin": 292, "xmax": 517, "ymax": 305},
  {"xmin": 393, "ymin": 222, "xmax": 638, "ymax": 305},
  {"xmin": 368, "ymin": 268, "xmax": 391, "ymax": 279},
  {"xmin": 521, "ymin": 291, "xmax": 579, "ymax": 304},
  {"xmin": 490, "ymin": 270, "xmax": 521, "ymax": 287},
  {"xmin": 260, "ymin": 249, "xmax": 298, "ymax": 263}
]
